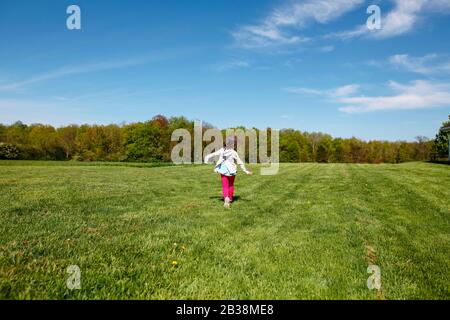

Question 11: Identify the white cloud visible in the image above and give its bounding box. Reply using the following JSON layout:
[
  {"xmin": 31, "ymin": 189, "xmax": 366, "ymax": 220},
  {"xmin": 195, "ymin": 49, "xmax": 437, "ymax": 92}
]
[
  {"xmin": 328, "ymin": 0, "xmax": 450, "ymax": 40},
  {"xmin": 287, "ymin": 80, "xmax": 450, "ymax": 113},
  {"xmin": 232, "ymin": 25, "xmax": 306, "ymax": 49},
  {"xmin": 285, "ymin": 87, "xmax": 324, "ymax": 95},
  {"xmin": 0, "ymin": 55, "xmax": 163, "ymax": 92},
  {"xmin": 318, "ymin": 45, "xmax": 335, "ymax": 52},
  {"xmin": 324, "ymin": 25, "xmax": 367, "ymax": 40},
  {"xmin": 285, "ymin": 84, "xmax": 360, "ymax": 97},
  {"xmin": 331, "ymin": 84, "xmax": 361, "ymax": 97},
  {"xmin": 388, "ymin": 53, "xmax": 450, "ymax": 74},
  {"xmin": 339, "ymin": 80, "xmax": 450, "ymax": 113},
  {"xmin": 373, "ymin": 0, "xmax": 426, "ymax": 39},
  {"xmin": 232, "ymin": 0, "xmax": 364, "ymax": 49}
]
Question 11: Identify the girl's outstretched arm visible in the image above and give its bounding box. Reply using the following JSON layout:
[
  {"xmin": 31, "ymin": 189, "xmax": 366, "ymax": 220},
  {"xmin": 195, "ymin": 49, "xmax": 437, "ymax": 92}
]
[
  {"xmin": 204, "ymin": 149, "xmax": 222, "ymax": 164},
  {"xmin": 235, "ymin": 153, "xmax": 252, "ymax": 175}
]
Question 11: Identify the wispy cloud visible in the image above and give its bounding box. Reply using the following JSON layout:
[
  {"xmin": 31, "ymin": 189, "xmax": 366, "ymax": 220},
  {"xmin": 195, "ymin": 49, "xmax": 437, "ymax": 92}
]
[
  {"xmin": 285, "ymin": 84, "xmax": 360, "ymax": 97},
  {"xmin": 232, "ymin": 0, "xmax": 364, "ymax": 49},
  {"xmin": 388, "ymin": 53, "xmax": 450, "ymax": 75},
  {"xmin": 370, "ymin": 0, "xmax": 425, "ymax": 39},
  {"xmin": 332, "ymin": 84, "xmax": 361, "ymax": 97},
  {"xmin": 232, "ymin": 25, "xmax": 308, "ymax": 49},
  {"xmin": 328, "ymin": 0, "xmax": 450, "ymax": 40},
  {"xmin": 213, "ymin": 60, "xmax": 251, "ymax": 72},
  {"xmin": 0, "ymin": 55, "xmax": 164, "ymax": 92},
  {"xmin": 324, "ymin": 25, "xmax": 367, "ymax": 40},
  {"xmin": 318, "ymin": 45, "xmax": 335, "ymax": 53},
  {"xmin": 286, "ymin": 80, "xmax": 450, "ymax": 113}
]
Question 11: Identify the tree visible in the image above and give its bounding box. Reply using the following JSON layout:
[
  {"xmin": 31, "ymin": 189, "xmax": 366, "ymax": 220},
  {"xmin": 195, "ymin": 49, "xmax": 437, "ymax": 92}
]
[
  {"xmin": 0, "ymin": 114, "xmax": 441, "ymax": 163},
  {"xmin": 123, "ymin": 121, "xmax": 165, "ymax": 162},
  {"xmin": 432, "ymin": 115, "xmax": 450, "ymax": 160},
  {"xmin": 396, "ymin": 142, "xmax": 412, "ymax": 163},
  {"xmin": 413, "ymin": 136, "xmax": 431, "ymax": 161},
  {"xmin": 332, "ymin": 138, "xmax": 345, "ymax": 163},
  {"xmin": 367, "ymin": 141, "xmax": 384, "ymax": 164},
  {"xmin": 316, "ymin": 135, "xmax": 333, "ymax": 163},
  {"xmin": 0, "ymin": 143, "xmax": 19, "ymax": 159},
  {"xmin": 5, "ymin": 121, "xmax": 28, "ymax": 145},
  {"xmin": 103, "ymin": 124, "xmax": 124, "ymax": 161},
  {"xmin": 151, "ymin": 115, "xmax": 171, "ymax": 161},
  {"xmin": 304, "ymin": 132, "xmax": 325, "ymax": 162},
  {"xmin": 28, "ymin": 124, "xmax": 64, "ymax": 160},
  {"xmin": 280, "ymin": 130, "xmax": 300, "ymax": 162},
  {"xmin": 347, "ymin": 137, "xmax": 366, "ymax": 163},
  {"xmin": 75, "ymin": 125, "xmax": 111, "ymax": 161},
  {"xmin": 57, "ymin": 125, "xmax": 78, "ymax": 159},
  {"xmin": 75, "ymin": 125, "xmax": 94, "ymax": 160},
  {"xmin": 382, "ymin": 141, "xmax": 397, "ymax": 164},
  {"xmin": 152, "ymin": 114, "xmax": 169, "ymax": 128},
  {"xmin": 280, "ymin": 140, "xmax": 300, "ymax": 162},
  {"xmin": 0, "ymin": 124, "xmax": 6, "ymax": 142}
]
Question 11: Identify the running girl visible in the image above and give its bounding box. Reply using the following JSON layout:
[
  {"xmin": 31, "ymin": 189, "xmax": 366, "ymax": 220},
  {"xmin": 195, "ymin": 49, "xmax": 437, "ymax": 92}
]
[{"xmin": 204, "ymin": 136, "xmax": 252, "ymax": 208}]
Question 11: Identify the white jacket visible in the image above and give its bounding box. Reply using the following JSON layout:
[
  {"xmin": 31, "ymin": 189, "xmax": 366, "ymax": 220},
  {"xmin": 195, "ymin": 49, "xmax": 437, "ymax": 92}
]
[{"xmin": 204, "ymin": 148, "xmax": 250, "ymax": 175}]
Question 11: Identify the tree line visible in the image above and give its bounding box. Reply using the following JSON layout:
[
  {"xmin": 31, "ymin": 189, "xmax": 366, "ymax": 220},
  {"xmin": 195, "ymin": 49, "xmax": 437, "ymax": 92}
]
[{"xmin": 0, "ymin": 114, "xmax": 448, "ymax": 163}]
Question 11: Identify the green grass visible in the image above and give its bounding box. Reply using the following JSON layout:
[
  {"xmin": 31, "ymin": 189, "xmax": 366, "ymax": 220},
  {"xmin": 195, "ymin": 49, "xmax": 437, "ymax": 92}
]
[{"xmin": 0, "ymin": 160, "xmax": 449, "ymax": 299}]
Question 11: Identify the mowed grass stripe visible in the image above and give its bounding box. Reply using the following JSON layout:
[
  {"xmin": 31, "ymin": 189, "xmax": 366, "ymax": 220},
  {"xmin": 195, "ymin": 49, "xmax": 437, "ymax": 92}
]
[
  {"xmin": 376, "ymin": 163, "xmax": 450, "ymax": 215},
  {"xmin": 348, "ymin": 164, "xmax": 450, "ymax": 299},
  {"xmin": 165, "ymin": 164, "xmax": 317, "ymax": 299}
]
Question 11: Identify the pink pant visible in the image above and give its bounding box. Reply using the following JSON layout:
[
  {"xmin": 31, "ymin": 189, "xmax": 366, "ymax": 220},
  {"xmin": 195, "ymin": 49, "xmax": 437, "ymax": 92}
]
[{"xmin": 221, "ymin": 175, "xmax": 236, "ymax": 201}]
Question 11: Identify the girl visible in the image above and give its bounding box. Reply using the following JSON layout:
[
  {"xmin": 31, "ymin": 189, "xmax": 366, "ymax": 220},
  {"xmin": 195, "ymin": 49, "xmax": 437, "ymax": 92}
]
[{"xmin": 204, "ymin": 136, "xmax": 252, "ymax": 208}]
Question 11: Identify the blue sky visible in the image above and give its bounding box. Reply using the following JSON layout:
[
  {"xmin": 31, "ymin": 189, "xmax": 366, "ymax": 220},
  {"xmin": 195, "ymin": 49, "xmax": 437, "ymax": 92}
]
[{"xmin": 1, "ymin": 0, "xmax": 450, "ymax": 141}]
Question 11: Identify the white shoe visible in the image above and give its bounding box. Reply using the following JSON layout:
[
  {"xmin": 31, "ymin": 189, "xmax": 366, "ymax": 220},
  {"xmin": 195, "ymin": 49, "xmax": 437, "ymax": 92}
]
[{"xmin": 224, "ymin": 197, "xmax": 231, "ymax": 208}]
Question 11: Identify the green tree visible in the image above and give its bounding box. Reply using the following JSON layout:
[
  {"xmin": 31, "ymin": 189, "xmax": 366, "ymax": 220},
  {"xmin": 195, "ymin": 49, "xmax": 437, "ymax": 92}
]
[
  {"xmin": 123, "ymin": 121, "xmax": 165, "ymax": 162},
  {"xmin": 280, "ymin": 130, "xmax": 300, "ymax": 162},
  {"xmin": 151, "ymin": 115, "xmax": 171, "ymax": 161},
  {"xmin": 57, "ymin": 125, "xmax": 78, "ymax": 159},
  {"xmin": 432, "ymin": 115, "xmax": 450, "ymax": 160},
  {"xmin": 28, "ymin": 124, "xmax": 64, "ymax": 159},
  {"xmin": 103, "ymin": 124, "xmax": 124, "ymax": 161},
  {"xmin": 367, "ymin": 141, "xmax": 384, "ymax": 164},
  {"xmin": 413, "ymin": 136, "xmax": 431, "ymax": 161},
  {"xmin": 347, "ymin": 138, "xmax": 366, "ymax": 163},
  {"xmin": 331, "ymin": 138, "xmax": 345, "ymax": 163},
  {"xmin": 396, "ymin": 142, "xmax": 412, "ymax": 163},
  {"xmin": 0, "ymin": 114, "xmax": 440, "ymax": 163},
  {"xmin": 0, "ymin": 124, "xmax": 6, "ymax": 142},
  {"xmin": 316, "ymin": 135, "xmax": 333, "ymax": 163},
  {"xmin": 304, "ymin": 132, "xmax": 325, "ymax": 162},
  {"xmin": 5, "ymin": 121, "xmax": 28, "ymax": 145},
  {"xmin": 0, "ymin": 143, "xmax": 19, "ymax": 159}
]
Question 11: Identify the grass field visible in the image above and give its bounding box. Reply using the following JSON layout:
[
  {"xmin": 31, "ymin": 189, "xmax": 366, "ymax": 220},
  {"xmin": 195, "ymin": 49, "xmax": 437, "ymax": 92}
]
[{"xmin": 0, "ymin": 160, "xmax": 449, "ymax": 299}]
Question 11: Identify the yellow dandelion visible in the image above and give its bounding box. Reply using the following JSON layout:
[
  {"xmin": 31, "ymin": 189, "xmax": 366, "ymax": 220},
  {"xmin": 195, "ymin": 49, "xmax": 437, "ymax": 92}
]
[{"xmin": 172, "ymin": 260, "xmax": 178, "ymax": 268}]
